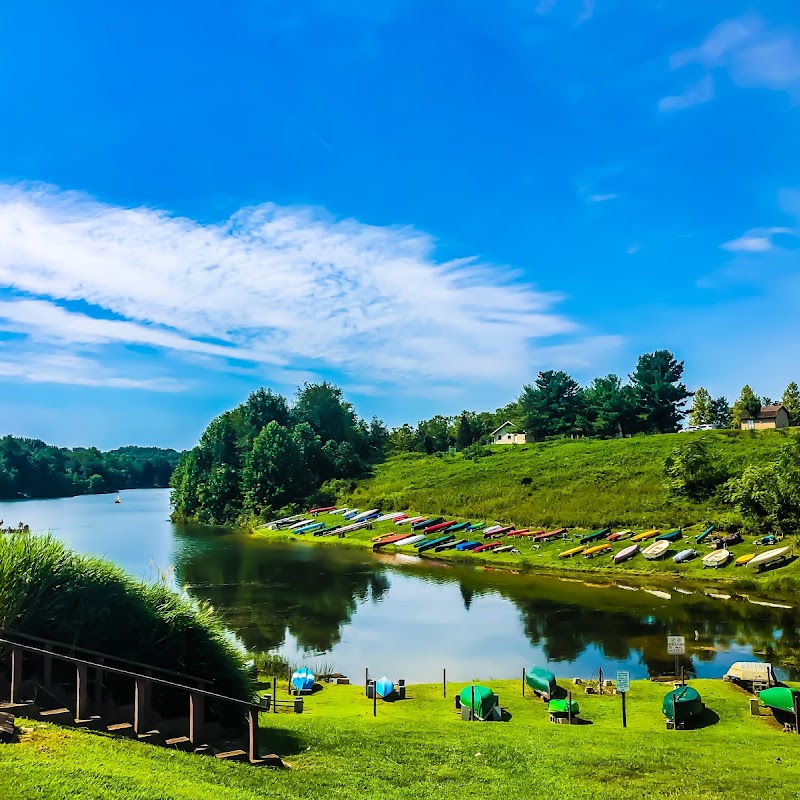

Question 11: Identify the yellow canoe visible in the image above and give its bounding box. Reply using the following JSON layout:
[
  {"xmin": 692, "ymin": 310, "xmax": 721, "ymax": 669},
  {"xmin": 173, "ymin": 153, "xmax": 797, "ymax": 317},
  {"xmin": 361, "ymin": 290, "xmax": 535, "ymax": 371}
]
[
  {"xmin": 735, "ymin": 553, "xmax": 756, "ymax": 566},
  {"xmin": 559, "ymin": 545, "xmax": 587, "ymax": 558},
  {"xmin": 584, "ymin": 543, "xmax": 612, "ymax": 557},
  {"xmin": 631, "ymin": 529, "xmax": 660, "ymax": 542}
]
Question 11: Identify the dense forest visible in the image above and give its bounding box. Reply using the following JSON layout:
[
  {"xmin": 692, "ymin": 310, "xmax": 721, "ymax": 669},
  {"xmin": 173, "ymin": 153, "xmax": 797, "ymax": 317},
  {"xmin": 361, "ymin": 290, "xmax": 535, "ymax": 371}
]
[
  {"xmin": 0, "ymin": 437, "xmax": 181, "ymax": 500},
  {"xmin": 169, "ymin": 383, "xmax": 388, "ymax": 525}
]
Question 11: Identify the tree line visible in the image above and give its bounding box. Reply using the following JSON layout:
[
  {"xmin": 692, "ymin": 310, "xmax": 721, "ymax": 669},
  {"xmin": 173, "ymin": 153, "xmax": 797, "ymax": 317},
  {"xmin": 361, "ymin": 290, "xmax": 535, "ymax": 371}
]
[
  {"xmin": 169, "ymin": 383, "xmax": 388, "ymax": 525},
  {"xmin": 689, "ymin": 382, "xmax": 800, "ymax": 428},
  {"xmin": 0, "ymin": 438, "xmax": 181, "ymax": 500},
  {"xmin": 389, "ymin": 350, "xmax": 693, "ymax": 454}
]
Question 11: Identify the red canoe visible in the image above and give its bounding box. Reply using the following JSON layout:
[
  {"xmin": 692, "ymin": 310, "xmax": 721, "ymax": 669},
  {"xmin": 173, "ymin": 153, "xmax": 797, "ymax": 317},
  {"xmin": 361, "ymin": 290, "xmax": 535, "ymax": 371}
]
[
  {"xmin": 308, "ymin": 505, "xmax": 336, "ymax": 514},
  {"xmin": 424, "ymin": 520, "xmax": 457, "ymax": 535},
  {"xmin": 472, "ymin": 541, "xmax": 503, "ymax": 553},
  {"xmin": 484, "ymin": 526, "xmax": 513, "ymax": 539},
  {"xmin": 505, "ymin": 529, "xmax": 530, "ymax": 538},
  {"xmin": 373, "ymin": 533, "xmax": 413, "ymax": 548},
  {"xmin": 534, "ymin": 527, "xmax": 567, "ymax": 541}
]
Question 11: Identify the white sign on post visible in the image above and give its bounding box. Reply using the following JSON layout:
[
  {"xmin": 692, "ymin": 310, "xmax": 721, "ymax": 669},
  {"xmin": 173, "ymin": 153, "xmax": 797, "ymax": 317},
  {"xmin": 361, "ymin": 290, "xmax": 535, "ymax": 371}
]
[
  {"xmin": 667, "ymin": 636, "xmax": 686, "ymax": 655},
  {"xmin": 616, "ymin": 671, "xmax": 630, "ymax": 693}
]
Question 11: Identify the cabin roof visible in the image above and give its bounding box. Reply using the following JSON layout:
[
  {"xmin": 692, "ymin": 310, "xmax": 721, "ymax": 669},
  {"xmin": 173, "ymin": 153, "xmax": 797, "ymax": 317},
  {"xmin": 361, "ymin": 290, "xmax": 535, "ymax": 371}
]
[
  {"xmin": 742, "ymin": 404, "xmax": 786, "ymax": 421},
  {"xmin": 489, "ymin": 421, "xmax": 523, "ymax": 437}
]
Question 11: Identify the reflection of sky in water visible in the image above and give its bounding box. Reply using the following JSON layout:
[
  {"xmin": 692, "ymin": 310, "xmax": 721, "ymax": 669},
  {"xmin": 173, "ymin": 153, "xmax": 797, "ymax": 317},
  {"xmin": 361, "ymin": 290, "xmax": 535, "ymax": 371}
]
[{"xmin": 6, "ymin": 491, "xmax": 796, "ymax": 685}]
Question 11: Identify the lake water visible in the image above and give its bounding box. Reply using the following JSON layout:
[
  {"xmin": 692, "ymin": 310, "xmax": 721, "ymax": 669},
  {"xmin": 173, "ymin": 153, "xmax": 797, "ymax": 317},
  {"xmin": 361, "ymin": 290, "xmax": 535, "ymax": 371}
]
[{"xmin": 3, "ymin": 489, "xmax": 797, "ymax": 683}]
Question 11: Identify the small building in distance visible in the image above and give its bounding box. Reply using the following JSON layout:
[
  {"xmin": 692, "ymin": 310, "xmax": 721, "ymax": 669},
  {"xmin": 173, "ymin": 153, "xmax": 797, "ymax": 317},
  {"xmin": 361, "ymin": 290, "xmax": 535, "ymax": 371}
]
[
  {"xmin": 489, "ymin": 421, "xmax": 535, "ymax": 445},
  {"xmin": 740, "ymin": 404, "xmax": 790, "ymax": 431}
]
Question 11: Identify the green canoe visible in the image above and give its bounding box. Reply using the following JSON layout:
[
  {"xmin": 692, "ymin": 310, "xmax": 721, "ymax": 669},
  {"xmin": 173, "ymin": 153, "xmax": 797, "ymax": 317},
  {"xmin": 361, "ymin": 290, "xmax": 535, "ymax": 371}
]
[
  {"xmin": 526, "ymin": 665, "xmax": 558, "ymax": 699},
  {"xmin": 548, "ymin": 698, "xmax": 579, "ymax": 716},
  {"xmin": 662, "ymin": 685, "xmax": 704, "ymax": 724},
  {"xmin": 759, "ymin": 686, "xmax": 800, "ymax": 714},
  {"xmin": 460, "ymin": 684, "xmax": 497, "ymax": 720}
]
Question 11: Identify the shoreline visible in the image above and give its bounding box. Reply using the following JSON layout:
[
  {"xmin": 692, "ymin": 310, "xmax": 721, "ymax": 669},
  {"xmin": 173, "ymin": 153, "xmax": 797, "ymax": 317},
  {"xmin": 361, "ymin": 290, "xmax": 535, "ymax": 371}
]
[{"xmin": 245, "ymin": 512, "xmax": 800, "ymax": 594}]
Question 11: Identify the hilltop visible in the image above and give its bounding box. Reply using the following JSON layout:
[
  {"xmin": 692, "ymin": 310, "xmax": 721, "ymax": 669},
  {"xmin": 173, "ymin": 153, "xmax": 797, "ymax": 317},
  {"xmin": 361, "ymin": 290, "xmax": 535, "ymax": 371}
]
[{"xmin": 342, "ymin": 430, "xmax": 791, "ymax": 530}]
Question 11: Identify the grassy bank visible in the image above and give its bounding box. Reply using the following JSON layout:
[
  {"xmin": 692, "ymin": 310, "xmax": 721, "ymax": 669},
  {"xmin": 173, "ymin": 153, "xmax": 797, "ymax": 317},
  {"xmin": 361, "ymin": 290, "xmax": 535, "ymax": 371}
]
[
  {"xmin": 344, "ymin": 429, "xmax": 790, "ymax": 530},
  {"xmin": 2, "ymin": 678, "xmax": 798, "ymax": 799}
]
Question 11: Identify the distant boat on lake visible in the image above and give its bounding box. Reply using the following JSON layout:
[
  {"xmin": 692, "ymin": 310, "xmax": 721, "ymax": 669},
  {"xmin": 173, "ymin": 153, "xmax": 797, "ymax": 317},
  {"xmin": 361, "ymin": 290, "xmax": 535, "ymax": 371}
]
[{"xmin": 114, "ymin": 495, "xmax": 121, "ymax": 504}]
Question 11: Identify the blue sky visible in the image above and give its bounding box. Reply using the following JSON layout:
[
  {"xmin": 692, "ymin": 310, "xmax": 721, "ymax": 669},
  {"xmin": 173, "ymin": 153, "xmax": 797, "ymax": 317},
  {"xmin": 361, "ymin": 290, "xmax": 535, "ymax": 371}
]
[{"xmin": 1, "ymin": 0, "xmax": 799, "ymax": 449}]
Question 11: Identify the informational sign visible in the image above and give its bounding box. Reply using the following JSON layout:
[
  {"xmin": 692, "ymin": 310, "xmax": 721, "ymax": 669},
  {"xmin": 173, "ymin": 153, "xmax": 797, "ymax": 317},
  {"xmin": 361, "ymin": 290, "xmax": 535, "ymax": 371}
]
[
  {"xmin": 616, "ymin": 671, "xmax": 630, "ymax": 693},
  {"xmin": 667, "ymin": 635, "xmax": 686, "ymax": 655}
]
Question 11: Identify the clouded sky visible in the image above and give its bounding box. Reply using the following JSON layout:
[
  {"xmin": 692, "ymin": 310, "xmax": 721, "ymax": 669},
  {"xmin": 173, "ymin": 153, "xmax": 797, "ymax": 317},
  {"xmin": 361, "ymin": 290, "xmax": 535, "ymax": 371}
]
[{"xmin": 1, "ymin": 0, "xmax": 799, "ymax": 448}]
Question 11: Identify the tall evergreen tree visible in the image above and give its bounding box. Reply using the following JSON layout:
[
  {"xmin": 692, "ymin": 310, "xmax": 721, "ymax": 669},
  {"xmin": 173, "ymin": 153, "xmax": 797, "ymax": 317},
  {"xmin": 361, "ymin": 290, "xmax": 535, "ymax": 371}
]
[
  {"xmin": 582, "ymin": 374, "xmax": 636, "ymax": 438},
  {"xmin": 710, "ymin": 396, "xmax": 733, "ymax": 429},
  {"xmin": 629, "ymin": 351, "xmax": 691, "ymax": 433},
  {"xmin": 781, "ymin": 382, "xmax": 800, "ymax": 426},
  {"xmin": 518, "ymin": 370, "xmax": 583, "ymax": 439},
  {"xmin": 689, "ymin": 387, "xmax": 713, "ymax": 426},
  {"xmin": 455, "ymin": 411, "xmax": 474, "ymax": 450},
  {"xmin": 732, "ymin": 385, "xmax": 762, "ymax": 428}
]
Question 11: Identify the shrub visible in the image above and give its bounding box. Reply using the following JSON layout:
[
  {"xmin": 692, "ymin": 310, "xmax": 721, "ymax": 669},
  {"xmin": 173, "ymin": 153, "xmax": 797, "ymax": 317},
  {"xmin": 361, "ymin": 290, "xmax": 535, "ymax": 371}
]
[{"xmin": 662, "ymin": 438, "xmax": 727, "ymax": 499}]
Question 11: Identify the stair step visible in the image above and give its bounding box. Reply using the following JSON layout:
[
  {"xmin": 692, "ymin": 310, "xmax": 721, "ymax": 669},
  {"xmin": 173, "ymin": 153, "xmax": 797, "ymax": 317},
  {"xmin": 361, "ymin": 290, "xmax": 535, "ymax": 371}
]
[
  {"xmin": 38, "ymin": 708, "xmax": 74, "ymax": 725},
  {"xmin": 75, "ymin": 716, "xmax": 105, "ymax": 731},
  {"xmin": 216, "ymin": 749, "xmax": 248, "ymax": 762},
  {"xmin": 137, "ymin": 730, "xmax": 165, "ymax": 745},
  {"xmin": 106, "ymin": 722, "xmax": 136, "ymax": 738},
  {"xmin": 194, "ymin": 744, "xmax": 218, "ymax": 756},
  {"xmin": 252, "ymin": 753, "xmax": 285, "ymax": 768},
  {"xmin": 0, "ymin": 702, "xmax": 37, "ymax": 716},
  {"xmin": 165, "ymin": 736, "xmax": 193, "ymax": 752}
]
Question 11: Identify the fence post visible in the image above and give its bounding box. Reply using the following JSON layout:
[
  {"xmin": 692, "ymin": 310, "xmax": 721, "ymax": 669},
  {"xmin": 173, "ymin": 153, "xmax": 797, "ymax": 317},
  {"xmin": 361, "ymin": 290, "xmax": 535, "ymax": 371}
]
[
  {"xmin": 443, "ymin": 668, "xmax": 446, "ymax": 698},
  {"xmin": 43, "ymin": 645, "xmax": 53, "ymax": 690},
  {"xmin": 522, "ymin": 667, "xmax": 525, "ymax": 697},
  {"xmin": 10, "ymin": 647, "xmax": 23, "ymax": 703},
  {"xmin": 133, "ymin": 677, "xmax": 150, "ymax": 734},
  {"xmin": 94, "ymin": 658, "xmax": 104, "ymax": 712},
  {"xmin": 189, "ymin": 691, "xmax": 205, "ymax": 744},
  {"xmin": 273, "ymin": 675, "xmax": 277, "ymax": 714},
  {"xmin": 76, "ymin": 663, "xmax": 89, "ymax": 721},
  {"xmin": 248, "ymin": 707, "xmax": 260, "ymax": 761}
]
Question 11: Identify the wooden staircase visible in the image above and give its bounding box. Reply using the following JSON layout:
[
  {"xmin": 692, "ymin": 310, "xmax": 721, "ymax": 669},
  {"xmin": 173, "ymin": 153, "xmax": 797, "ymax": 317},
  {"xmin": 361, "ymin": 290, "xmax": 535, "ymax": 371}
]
[{"xmin": 0, "ymin": 631, "xmax": 283, "ymax": 767}]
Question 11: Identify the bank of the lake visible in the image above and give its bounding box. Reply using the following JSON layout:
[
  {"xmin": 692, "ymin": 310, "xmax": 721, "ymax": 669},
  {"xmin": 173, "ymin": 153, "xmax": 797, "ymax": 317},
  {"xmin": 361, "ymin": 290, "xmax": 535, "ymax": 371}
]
[
  {"xmin": 4, "ymin": 678, "xmax": 799, "ymax": 800},
  {"xmin": 251, "ymin": 513, "xmax": 800, "ymax": 593}
]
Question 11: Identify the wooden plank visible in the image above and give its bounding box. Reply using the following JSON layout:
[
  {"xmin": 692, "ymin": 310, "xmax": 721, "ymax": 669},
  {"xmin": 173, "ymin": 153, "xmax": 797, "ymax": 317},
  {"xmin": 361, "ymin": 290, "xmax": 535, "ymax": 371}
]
[
  {"xmin": 10, "ymin": 647, "xmax": 23, "ymax": 703},
  {"xmin": 0, "ymin": 711, "xmax": 15, "ymax": 742}
]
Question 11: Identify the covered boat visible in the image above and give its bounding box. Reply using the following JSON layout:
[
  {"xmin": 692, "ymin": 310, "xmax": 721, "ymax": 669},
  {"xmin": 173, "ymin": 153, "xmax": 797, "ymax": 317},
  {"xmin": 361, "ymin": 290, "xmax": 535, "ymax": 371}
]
[
  {"xmin": 713, "ymin": 532, "xmax": 742, "ymax": 549},
  {"xmin": 643, "ymin": 540, "xmax": 670, "ymax": 560},
  {"xmin": 725, "ymin": 662, "xmax": 774, "ymax": 688},
  {"xmin": 579, "ymin": 527, "xmax": 611, "ymax": 545},
  {"xmin": 662, "ymin": 685, "xmax": 704, "ymax": 726},
  {"xmin": 749, "ymin": 546, "xmax": 791, "ymax": 571},
  {"xmin": 673, "ymin": 548, "xmax": 697, "ymax": 564},
  {"xmin": 460, "ymin": 684, "xmax": 498, "ymax": 720},
  {"xmin": 656, "ymin": 529, "xmax": 682, "ymax": 542},
  {"xmin": 526, "ymin": 666, "xmax": 558, "ymax": 699},
  {"xmin": 702, "ymin": 549, "xmax": 731, "ymax": 568},
  {"xmin": 759, "ymin": 686, "xmax": 800, "ymax": 714},
  {"xmin": 631, "ymin": 529, "xmax": 660, "ymax": 542},
  {"xmin": 548, "ymin": 698, "xmax": 579, "ymax": 716},
  {"xmin": 695, "ymin": 525, "xmax": 715, "ymax": 544},
  {"xmin": 613, "ymin": 544, "xmax": 639, "ymax": 564},
  {"xmin": 291, "ymin": 667, "xmax": 316, "ymax": 693},
  {"xmin": 375, "ymin": 676, "xmax": 395, "ymax": 699}
]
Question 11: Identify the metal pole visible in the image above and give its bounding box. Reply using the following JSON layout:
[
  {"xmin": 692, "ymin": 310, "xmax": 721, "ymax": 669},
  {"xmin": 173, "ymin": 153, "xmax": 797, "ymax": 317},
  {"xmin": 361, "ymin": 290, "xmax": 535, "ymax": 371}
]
[
  {"xmin": 272, "ymin": 675, "xmax": 276, "ymax": 714},
  {"xmin": 373, "ymin": 682, "xmax": 377, "ymax": 717},
  {"xmin": 365, "ymin": 667, "xmax": 369, "ymax": 690},
  {"xmin": 568, "ymin": 691, "xmax": 572, "ymax": 725},
  {"xmin": 471, "ymin": 685, "xmax": 475, "ymax": 722},
  {"xmin": 681, "ymin": 666, "xmax": 685, "ymax": 686},
  {"xmin": 673, "ymin": 694, "xmax": 677, "ymax": 731},
  {"xmin": 598, "ymin": 666, "xmax": 603, "ymax": 695},
  {"xmin": 621, "ymin": 692, "xmax": 627, "ymax": 728},
  {"xmin": 522, "ymin": 667, "xmax": 525, "ymax": 697},
  {"xmin": 443, "ymin": 668, "xmax": 446, "ymax": 698},
  {"xmin": 794, "ymin": 691, "xmax": 799, "ymax": 735}
]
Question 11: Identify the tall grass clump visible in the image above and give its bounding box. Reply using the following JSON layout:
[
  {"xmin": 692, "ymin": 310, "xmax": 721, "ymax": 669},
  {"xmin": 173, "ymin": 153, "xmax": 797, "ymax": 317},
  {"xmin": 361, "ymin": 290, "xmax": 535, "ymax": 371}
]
[{"xmin": 0, "ymin": 534, "xmax": 254, "ymax": 715}]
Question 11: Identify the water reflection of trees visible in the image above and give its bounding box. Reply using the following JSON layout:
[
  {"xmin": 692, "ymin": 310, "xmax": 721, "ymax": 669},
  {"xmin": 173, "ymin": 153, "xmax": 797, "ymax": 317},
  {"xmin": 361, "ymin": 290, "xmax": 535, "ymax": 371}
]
[
  {"xmin": 172, "ymin": 535, "xmax": 798, "ymax": 676},
  {"xmin": 174, "ymin": 538, "xmax": 389, "ymax": 654}
]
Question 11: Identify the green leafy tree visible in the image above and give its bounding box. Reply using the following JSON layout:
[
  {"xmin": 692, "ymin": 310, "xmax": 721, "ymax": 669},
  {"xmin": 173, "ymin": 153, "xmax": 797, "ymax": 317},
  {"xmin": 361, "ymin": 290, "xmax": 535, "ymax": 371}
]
[
  {"xmin": 725, "ymin": 439, "xmax": 800, "ymax": 533},
  {"xmin": 710, "ymin": 396, "xmax": 733, "ymax": 429},
  {"xmin": 663, "ymin": 438, "xmax": 726, "ymax": 499},
  {"xmin": 518, "ymin": 370, "xmax": 583, "ymax": 440},
  {"xmin": 732, "ymin": 385, "xmax": 762, "ymax": 428},
  {"xmin": 629, "ymin": 350, "xmax": 692, "ymax": 433},
  {"xmin": 241, "ymin": 422, "xmax": 303, "ymax": 513},
  {"xmin": 689, "ymin": 387, "xmax": 713, "ymax": 426},
  {"xmin": 781, "ymin": 382, "xmax": 800, "ymax": 426},
  {"xmin": 416, "ymin": 415, "xmax": 453, "ymax": 453},
  {"xmin": 88, "ymin": 474, "xmax": 106, "ymax": 494},
  {"xmin": 582, "ymin": 374, "xmax": 636, "ymax": 438},
  {"xmin": 387, "ymin": 424, "xmax": 416, "ymax": 454},
  {"xmin": 455, "ymin": 411, "xmax": 474, "ymax": 450},
  {"xmin": 294, "ymin": 382, "xmax": 359, "ymax": 446}
]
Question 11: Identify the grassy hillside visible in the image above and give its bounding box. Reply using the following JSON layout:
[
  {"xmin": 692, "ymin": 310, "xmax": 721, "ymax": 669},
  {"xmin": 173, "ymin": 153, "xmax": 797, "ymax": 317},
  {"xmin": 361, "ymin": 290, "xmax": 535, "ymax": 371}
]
[
  {"xmin": 344, "ymin": 430, "xmax": 791, "ymax": 530},
  {"xmin": 3, "ymin": 679, "xmax": 799, "ymax": 799}
]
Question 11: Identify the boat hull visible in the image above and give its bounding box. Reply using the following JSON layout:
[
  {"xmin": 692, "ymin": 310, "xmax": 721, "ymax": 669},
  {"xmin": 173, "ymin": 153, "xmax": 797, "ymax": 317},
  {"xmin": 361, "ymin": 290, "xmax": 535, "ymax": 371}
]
[
  {"xmin": 662, "ymin": 686, "xmax": 704, "ymax": 725},
  {"xmin": 526, "ymin": 666, "xmax": 558, "ymax": 699},
  {"xmin": 460, "ymin": 684, "xmax": 497, "ymax": 720}
]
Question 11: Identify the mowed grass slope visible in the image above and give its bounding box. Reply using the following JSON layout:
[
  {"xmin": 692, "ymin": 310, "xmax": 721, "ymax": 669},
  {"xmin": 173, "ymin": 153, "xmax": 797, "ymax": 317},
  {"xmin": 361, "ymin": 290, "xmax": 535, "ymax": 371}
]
[
  {"xmin": 345, "ymin": 430, "xmax": 790, "ymax": 530},
  {"xmin": 2, "ymin": 680, "xmax": 798, "ymax": 799}
]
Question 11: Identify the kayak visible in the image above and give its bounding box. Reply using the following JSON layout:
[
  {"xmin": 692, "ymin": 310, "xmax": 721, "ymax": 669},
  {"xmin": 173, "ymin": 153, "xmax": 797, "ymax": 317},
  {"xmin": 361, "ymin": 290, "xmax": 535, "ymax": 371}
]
[
  {"xmin": 642, "ymin": 540, "xmax": 670, "ymax": 560},
  {"xmin": 631, "ymin": 529, "xmax": 659, "ymax": 542},
  {"xmin": 656, "ymin": 529, "xmax": 682, "ymax": 542},
  {"xmin": 663, "ymin": 685, "xmax": 704, "ymax": 725},
  {"xmin": 673, "ymin": 548, "xmax": 697, "ymax": 564},
  {"xmin": 394, "ymin": 534, "xmax": 425, "ymax": 547},
  {"xmin": 607, "ymin": 530, "xmax": 632, "ymax": 542},
  {"xmin": 455, "ymin": 541, "xmax": 481, "ymax": 551},
  {"xmin": 695, "ymin": 525, "xmax": 715, "ymax": 544},
  {"xmin": 471, "ymin": 541, "xmax": 503, "ymax": 553},
  {"xmin": 749, "ymin": 546, "xmax": 792, "ymax": 571},
  {"xmin": 584, "ymin": 543, "xmax": 612, "ymax": 558},
  {"xmin": 526, "ymin": 666, "xmax": 558, "ymax": 699},
  {"xmin": 559, "ymin": 545, "xmax": 586, "ymax": 558},
  {"xmin": 735, "ymin": 553, "xmax": 756, "ymax": 566},
  {"xmin": 613, "ymin": 544, "xmax": 639, "ymax": 564},
  {"xmin": 375, "ymin": 676, "xmax": 395, "ymax": 699},
  {"xmin": 291, "ymin": 667, "xmax": 315, "ymax": 693},
  {"xmin": 548, "ymin": 698, "xmax": 579, "ymax": 716},
  {"xmin": 460, "ymin": 684, "xmax": 497, "ymax": 720},
  {"xmin": 759, "ymin": 686, "xmax": 800, "ymax": 714}
]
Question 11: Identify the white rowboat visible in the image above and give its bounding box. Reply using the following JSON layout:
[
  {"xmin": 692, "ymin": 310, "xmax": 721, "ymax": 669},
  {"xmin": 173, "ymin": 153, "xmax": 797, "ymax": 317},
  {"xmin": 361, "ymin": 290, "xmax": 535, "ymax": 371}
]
[
  {"xmin": 748, "ymin": 546, "xmax": 791, "ymax": 570},
  {"xmin": 702, "ymin": 549, "xmax": 731, "ymax": 568},
  {"xmin": 642, "ymin": 540, "xmax": 670, "ymax": 560}
]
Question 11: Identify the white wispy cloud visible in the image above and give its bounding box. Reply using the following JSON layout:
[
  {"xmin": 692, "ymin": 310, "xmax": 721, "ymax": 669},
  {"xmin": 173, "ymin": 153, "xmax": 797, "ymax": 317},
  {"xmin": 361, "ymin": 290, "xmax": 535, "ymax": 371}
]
[
  {"xmin": 587, "ymin": 193, "xmax": 617, "ymax": 203},
  {"xmin": 720, "ymin": 226, "xmax": 795, "ymax": 252},
  {"xmin": 660, "ymin": 16, "xmax": 800, "ymax": 112},
  {"xmin": 0, "ymin": 182, "xmax": 611, "ymax": 392}
]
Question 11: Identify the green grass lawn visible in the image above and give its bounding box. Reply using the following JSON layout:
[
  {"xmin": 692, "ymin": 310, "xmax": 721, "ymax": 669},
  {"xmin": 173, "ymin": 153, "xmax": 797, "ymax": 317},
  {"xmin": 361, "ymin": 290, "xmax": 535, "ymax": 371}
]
[
  {"xmin": 344, "ymin": 429, "xmax": 791, "ymax": 530},
  {"xmin": 2, "ymin": 679, "xmax": 798, "ymax": 799}
]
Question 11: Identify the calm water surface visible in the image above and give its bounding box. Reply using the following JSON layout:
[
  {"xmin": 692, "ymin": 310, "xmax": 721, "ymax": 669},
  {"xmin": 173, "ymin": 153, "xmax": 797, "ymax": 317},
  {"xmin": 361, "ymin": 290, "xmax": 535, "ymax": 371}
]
[{"xmin": 3, "ymin": 490, "xmax": 797, "ymax": 683}]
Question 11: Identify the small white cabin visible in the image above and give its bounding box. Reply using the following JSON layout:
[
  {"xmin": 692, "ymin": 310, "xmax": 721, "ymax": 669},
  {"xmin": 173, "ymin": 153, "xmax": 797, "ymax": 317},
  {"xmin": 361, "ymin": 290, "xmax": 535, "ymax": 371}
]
[{"xmin": 489, "ymin": 421, "xmax": 534, "ymax": 445}]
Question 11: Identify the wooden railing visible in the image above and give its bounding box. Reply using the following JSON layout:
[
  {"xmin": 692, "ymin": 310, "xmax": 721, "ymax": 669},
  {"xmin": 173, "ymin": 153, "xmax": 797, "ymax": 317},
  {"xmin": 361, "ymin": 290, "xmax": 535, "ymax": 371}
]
[{"xmin": 0, "ymin": 636, "xmax": 266, "ymax": 761}]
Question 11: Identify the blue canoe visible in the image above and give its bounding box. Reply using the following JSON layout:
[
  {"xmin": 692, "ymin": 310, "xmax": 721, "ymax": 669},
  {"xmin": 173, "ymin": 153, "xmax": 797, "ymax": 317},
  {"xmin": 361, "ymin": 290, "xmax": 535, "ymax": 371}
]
[
  {"xmin": 416, "ymin": 534, "xmax": 454, "ymax": 553},
  {"xmin": 291, "ymin": 667, "xmax": 315, "ymax": 693},
  {"xmin": 673, "ymin": 548, "xmax": 697, "ymax": 563},
  {"xmin": 376, "ymin": 676, "xmax": 395, "ymax": 699},
  {"xmin": 695, "ymin": 525, "xmax": 715, "ymax": 544},
  {"xmin": 456, "ymin": 541, "xmax": 481, "ymax": 551},
  {"xmin": 447, "ymin": 522, "xmax": 472, "ymax": 534}
]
